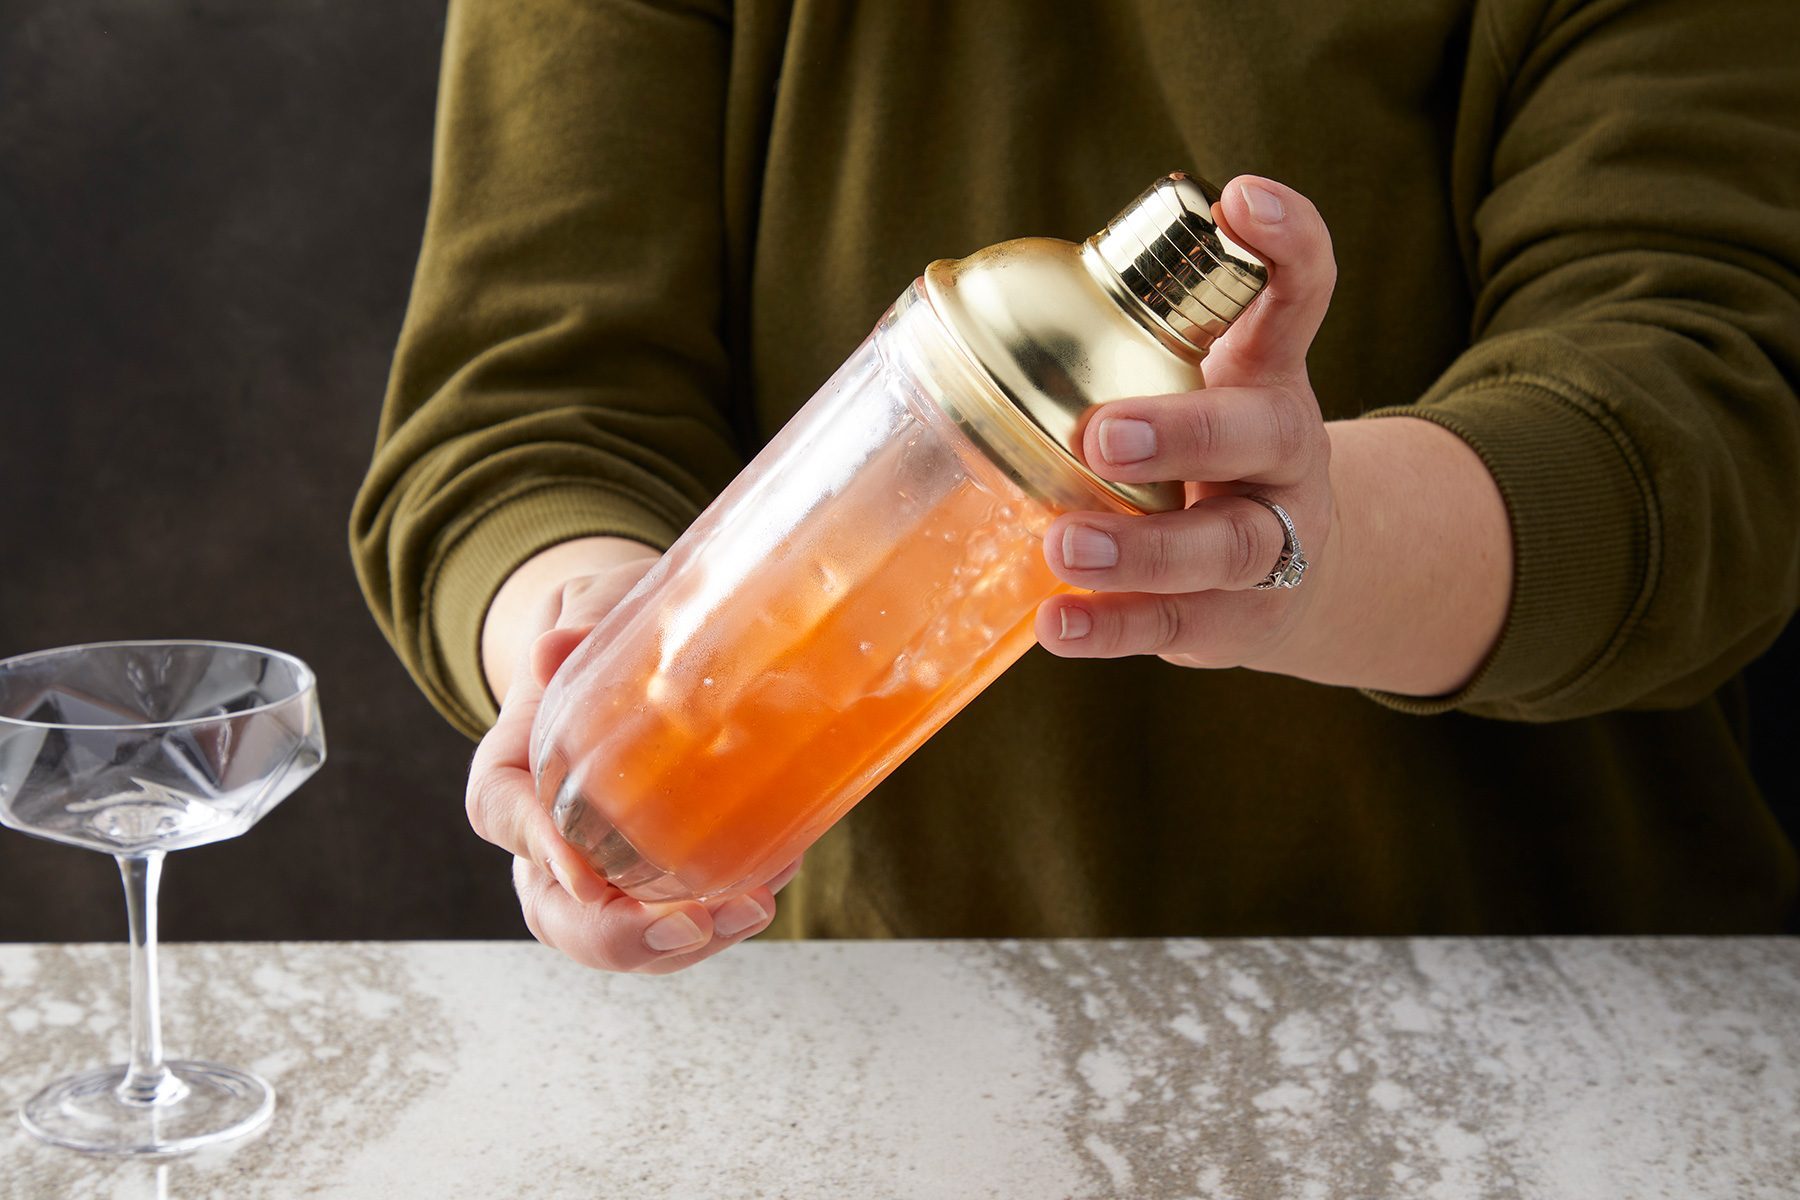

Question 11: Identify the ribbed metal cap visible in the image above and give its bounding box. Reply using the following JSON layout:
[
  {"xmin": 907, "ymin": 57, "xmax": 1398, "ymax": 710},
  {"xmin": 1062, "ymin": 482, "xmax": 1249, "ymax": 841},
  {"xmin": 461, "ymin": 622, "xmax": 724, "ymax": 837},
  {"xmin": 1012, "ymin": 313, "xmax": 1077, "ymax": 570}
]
[{"xmin": 1088, "ymin": 172, "xmax": 1268, "ymax": 351}]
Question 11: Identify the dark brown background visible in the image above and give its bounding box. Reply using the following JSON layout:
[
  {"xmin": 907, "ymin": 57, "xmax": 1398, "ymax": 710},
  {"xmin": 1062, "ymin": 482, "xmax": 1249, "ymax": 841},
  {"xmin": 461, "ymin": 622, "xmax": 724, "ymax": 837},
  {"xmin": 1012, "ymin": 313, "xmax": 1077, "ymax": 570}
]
[
  {"xmin": 0, "ymin": 0, "xmax": 523, "ymax": 942},
  {"xmin": 1, "ymin": 1, "xmax": 1794, "ymax": 943}
]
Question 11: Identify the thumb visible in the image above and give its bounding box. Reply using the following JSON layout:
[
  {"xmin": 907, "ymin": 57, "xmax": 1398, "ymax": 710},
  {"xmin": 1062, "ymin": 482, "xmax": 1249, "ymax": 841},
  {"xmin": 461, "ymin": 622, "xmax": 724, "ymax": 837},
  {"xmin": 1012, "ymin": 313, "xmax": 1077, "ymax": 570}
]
[
  {"xmin": 531, "ymin": 624, "xmax": 596, "ymax": 690},
  {"xmin": 1206, "ymin": 175, "xmax": 1337, "ymax": 386},
  {"xmin": 529, "ymin": 560, "xmax": 656, "ymax": 687}
]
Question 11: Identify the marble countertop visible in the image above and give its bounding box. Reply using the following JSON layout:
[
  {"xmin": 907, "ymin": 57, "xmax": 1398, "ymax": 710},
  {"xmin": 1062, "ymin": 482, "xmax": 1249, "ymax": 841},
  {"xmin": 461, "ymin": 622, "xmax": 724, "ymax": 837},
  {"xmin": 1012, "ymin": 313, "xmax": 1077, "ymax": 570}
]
[{"xmin": 2, "ymin": 939, "xmax": 1797, "ymax": 1199}]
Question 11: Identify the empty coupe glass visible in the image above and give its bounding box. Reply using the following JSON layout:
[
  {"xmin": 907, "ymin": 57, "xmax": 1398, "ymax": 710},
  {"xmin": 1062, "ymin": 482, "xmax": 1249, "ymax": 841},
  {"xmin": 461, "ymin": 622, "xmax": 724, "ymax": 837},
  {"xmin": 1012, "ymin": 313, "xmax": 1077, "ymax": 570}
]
[{"xmin": 0, "ymin": 640, "xmax": 324, "ymax": 1155}]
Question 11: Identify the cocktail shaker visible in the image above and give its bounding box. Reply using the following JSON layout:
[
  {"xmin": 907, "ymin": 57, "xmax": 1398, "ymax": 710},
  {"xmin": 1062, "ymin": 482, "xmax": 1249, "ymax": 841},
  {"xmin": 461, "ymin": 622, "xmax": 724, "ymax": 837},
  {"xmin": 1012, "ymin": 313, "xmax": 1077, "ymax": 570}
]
[{"xmin": 532, "ymin": 173, "xmax": 1267, "ymax": 901}]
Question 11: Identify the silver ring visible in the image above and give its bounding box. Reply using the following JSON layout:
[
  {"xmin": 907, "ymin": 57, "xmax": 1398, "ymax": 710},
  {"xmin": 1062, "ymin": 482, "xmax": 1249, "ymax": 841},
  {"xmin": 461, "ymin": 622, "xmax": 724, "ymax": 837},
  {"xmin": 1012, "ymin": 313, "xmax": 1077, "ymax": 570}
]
[{"xmin": 1246, "ymin": 497, "xmax": 1308, "ymax": 590}]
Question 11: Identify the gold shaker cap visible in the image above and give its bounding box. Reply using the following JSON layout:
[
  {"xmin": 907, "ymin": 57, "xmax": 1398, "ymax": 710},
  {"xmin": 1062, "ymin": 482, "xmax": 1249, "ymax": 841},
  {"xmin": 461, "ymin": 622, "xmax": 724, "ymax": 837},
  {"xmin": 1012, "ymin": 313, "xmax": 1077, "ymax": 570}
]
[
  {"xmin": 1088, "ymin": 172, "xmax": 1268, "ymax": 353},
  {"xmin": 919, "ymin": 172, "xmax": 1269, "ymax": 514}
]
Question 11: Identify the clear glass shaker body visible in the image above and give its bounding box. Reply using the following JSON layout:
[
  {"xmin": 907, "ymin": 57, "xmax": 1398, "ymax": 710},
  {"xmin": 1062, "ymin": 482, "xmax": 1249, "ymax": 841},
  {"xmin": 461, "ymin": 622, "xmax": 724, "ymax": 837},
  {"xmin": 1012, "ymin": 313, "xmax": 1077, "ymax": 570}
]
[
  {"xmin": 530, "ymin": 173, "xmax": 1266, "ymax": 903},
  {"xmin": 532, "ymin": 284, "xmax": 1129, "ymax": 901}
]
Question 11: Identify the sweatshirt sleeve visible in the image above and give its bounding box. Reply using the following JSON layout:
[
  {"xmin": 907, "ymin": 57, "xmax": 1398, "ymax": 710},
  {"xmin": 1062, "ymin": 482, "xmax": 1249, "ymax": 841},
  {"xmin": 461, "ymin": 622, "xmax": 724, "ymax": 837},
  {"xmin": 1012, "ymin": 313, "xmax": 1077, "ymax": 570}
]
[
  {"xmin": 350, "ymin": 0, "xmax": 742, "ymax": 738},
  {"xmin": 1365, "ymin": 0, "xmax": 1800, "ymax": 721}
]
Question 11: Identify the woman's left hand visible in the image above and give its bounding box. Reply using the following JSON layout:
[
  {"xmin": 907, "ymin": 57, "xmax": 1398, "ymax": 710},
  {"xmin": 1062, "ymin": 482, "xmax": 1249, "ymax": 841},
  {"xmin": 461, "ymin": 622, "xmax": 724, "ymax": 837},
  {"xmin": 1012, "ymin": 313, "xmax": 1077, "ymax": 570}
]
[{"xmin": 1036, "ymin": 175, "xmax": 1341, "ymax": 677}]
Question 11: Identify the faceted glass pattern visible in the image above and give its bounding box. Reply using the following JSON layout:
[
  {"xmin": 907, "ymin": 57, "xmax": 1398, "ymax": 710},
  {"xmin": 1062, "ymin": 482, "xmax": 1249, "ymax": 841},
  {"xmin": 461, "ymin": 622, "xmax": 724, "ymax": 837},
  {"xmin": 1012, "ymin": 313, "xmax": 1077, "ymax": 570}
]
[
  {"xmin": 0, "ymin": 641, "xmax": 323, "ymax": 854},
  {"xmin": 0, "ymin": 641, "xmax": 322, "ymax": 1156}
]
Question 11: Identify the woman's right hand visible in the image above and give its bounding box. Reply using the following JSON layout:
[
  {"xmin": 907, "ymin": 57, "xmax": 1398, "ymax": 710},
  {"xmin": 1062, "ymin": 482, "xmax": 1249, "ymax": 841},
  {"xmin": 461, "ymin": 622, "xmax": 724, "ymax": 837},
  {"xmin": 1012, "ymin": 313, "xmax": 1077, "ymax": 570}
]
[{"xmin": 468, "ymin": 537, "xmax": 799, "ymax": 974}]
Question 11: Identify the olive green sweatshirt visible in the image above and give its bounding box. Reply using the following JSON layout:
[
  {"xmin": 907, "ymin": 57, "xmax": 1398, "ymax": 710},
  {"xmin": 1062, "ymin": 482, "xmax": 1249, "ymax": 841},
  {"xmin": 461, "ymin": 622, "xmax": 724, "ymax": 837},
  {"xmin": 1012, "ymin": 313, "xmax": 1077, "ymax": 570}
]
[{"xmin": 353, "ymin": 0, "xmax": 1800, "ymax": 934}]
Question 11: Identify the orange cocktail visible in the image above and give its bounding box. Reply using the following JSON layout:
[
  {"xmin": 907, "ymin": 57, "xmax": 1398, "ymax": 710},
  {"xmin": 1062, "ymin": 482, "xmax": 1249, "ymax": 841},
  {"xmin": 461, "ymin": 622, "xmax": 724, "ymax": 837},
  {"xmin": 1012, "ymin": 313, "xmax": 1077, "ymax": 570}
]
[
  {"xmin": 536, "ymin": 443, "xmax": 1066, "ymax": 901},
  {"xmin": 526, "ymin": 179, "xmax": 1232, "ymax": 902}
]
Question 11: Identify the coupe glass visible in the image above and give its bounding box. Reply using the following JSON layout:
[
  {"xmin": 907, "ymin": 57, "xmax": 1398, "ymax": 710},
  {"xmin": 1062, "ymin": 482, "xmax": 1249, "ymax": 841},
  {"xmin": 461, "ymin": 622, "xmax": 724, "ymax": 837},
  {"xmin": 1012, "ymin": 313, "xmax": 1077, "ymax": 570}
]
[{"xmin": 0, "ymin": 640, "xmax": 324, "ymax": 1155}]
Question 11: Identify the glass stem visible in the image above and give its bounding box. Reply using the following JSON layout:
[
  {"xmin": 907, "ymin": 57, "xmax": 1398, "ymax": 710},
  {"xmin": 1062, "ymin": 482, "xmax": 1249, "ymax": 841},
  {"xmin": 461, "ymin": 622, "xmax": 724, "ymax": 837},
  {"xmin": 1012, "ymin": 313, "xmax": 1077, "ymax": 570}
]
[{"xmin": 115, "ymin": 852, "xmax": 187, "ymax": 1106}]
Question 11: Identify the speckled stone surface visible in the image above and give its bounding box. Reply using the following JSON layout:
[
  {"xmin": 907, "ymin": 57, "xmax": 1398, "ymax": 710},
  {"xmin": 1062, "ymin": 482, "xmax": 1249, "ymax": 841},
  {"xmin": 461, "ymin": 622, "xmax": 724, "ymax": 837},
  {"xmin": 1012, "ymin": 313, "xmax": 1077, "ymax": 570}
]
[{"xmin": 1, "ymin": 940, "xmax": 1797, "ymax": 1198}]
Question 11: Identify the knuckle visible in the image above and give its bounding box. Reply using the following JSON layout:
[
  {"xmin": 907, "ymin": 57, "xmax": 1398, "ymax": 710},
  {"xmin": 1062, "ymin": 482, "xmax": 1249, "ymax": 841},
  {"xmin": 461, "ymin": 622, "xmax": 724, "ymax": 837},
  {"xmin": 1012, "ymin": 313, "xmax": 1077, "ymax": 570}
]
[
  {"xmin": 1183, "ymin": 401, "xmax": 1222, "ymax": 465},
  {"xmin": 466, "ymin": 767, "xmax": 521, "ymax": 852},
  {"xmin": 569, "ymin": 897, "xmax": 643, "ymax": 974},
  {"xmin": 1268, "ymin": 391, "xmax": 1314, "ymax": 466},
  {"xmin": 1314, "ymin": 223, "xmax": 1339, "ymax": 288},
  {"xmin": 552, "ymin": 580, "xmax": 586, "ymax": 626},
  {"xmin": 553, "ymin": 578, "xmax": 608, "ymax": 630},
  {"xmin": 1146, "ymin": 594, "xmax": 1187, "ymax": 654},
  {"xmin": 557, "ymin": 574, "xmax": 625, "ymax": 629},
  {"xmin": 464, "ymin": 769, "xmax": 493, "ymax": 841},
  {"xmin": 1139, "ymin": 521, "xmax": 1176, "ymax": 586}
]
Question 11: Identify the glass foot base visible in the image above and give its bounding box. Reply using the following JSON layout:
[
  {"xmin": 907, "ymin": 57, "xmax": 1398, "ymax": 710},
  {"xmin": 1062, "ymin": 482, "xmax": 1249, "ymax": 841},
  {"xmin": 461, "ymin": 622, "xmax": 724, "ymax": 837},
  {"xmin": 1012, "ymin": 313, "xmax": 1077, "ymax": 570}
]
[{"xmin": 21, "ymin": 1060, "xmax": 274, "ymax": 1156}]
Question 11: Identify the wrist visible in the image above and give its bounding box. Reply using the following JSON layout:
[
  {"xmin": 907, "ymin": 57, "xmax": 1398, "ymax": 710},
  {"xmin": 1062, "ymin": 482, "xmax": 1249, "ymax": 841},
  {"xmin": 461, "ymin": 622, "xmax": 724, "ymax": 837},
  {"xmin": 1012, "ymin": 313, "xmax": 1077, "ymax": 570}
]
[
  {"xmin": 480, "ymin": 535, "xmax": 661, "ymax": 700},
  {"xmin": 1257, "ymin": 416, "xmax": 1512, "ymax": 696}
]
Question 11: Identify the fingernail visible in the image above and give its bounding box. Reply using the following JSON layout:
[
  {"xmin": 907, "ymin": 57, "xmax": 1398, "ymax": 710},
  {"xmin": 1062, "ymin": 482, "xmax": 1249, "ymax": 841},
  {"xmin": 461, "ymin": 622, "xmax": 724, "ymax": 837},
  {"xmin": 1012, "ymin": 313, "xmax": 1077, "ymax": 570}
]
[
  {"xmin": 714, "ymin": 895, "xmax": 769, "ymax": 938},
  {"xmin": 1240, "ymin": 182, "xmax": 1285, "ymax": 224},
  {"xmin": 644, "ymin": 912, "xmax": 707, "ymax": 953},
  {"xmin": 548, "ymin": 854, "xmax": 606, "ymax": 904},
  {"xmin": 1062, "ymin": 524, "xmax": 1119, "ymax": 570},
  {"xmin": 1098, "ymin": 417, "xmax": 1157, "ymax": 465},
  {"xmin": 1059, "ymin": 607, "xmax": 1092, "ymax": 641},
  {"xmin": 546, "ymin": 857, "xmax": 578, "ymax": 896}
]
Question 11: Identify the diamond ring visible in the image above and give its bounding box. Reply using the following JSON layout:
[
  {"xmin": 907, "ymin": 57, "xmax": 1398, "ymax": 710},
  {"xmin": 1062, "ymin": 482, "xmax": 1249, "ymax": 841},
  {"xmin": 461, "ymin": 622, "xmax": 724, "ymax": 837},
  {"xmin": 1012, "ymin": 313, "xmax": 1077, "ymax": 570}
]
[{"xmin": 1246, "ymin": 497, "xmax": 1308, "ymax": 590}]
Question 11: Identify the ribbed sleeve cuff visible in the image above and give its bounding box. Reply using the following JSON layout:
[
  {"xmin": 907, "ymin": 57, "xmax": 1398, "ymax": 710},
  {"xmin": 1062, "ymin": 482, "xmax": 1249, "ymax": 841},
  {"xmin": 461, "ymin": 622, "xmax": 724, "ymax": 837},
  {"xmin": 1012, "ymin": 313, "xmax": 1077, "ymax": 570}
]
[
  {"xmin": 421, "ymin": 482, "xmax": 685, "ymax": 737},
  {"xmin": 1360, "ymin": 377, "xmax": 1656, "ymax": 720}
]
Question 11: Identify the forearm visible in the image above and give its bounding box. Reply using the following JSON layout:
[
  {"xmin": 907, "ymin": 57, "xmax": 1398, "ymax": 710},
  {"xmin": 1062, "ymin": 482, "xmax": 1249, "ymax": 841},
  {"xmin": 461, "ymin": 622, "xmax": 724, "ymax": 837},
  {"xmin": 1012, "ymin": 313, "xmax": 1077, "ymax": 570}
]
[
  {"xmin": 1262, "ymin": 417, "xmax": 1512, "ymax": 698},
  {"xmin": 481, "ymin": 535, "xmax": 662, "ymax": 700},
  {"xmin": 493, "ymin": 423, "xmax": 1508, "ymax": 712},
  {"xmin": 348, "ymin": 0, "xmax": 739, "ymax": 738}
]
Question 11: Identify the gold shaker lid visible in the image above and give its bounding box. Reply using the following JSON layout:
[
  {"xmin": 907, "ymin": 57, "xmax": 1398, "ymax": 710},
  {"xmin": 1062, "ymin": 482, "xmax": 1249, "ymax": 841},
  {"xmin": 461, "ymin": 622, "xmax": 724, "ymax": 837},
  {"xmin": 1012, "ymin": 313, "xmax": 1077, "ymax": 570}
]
[
  {"xmin": 921, "ymin": 172, "xmax": 1268, "ymax": 514},
  {"xmin": 1088, "ymin": 172, "xmax": 1269, "ymax": 353}
]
